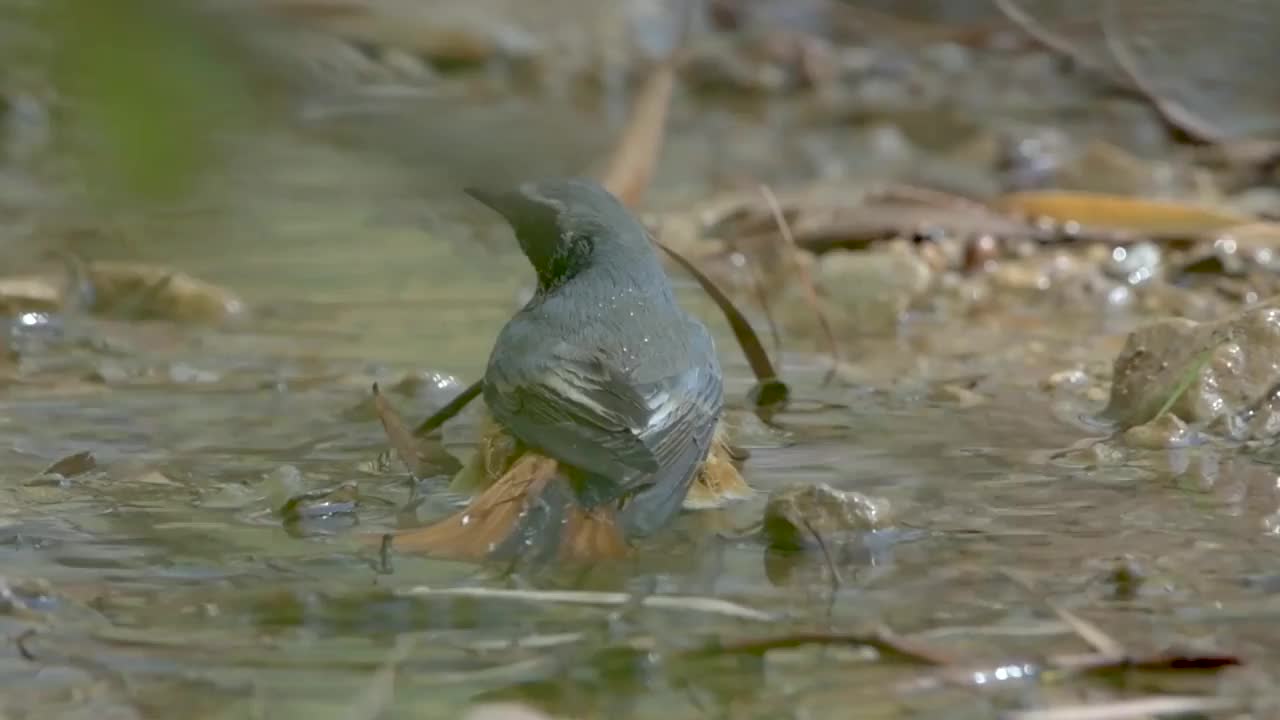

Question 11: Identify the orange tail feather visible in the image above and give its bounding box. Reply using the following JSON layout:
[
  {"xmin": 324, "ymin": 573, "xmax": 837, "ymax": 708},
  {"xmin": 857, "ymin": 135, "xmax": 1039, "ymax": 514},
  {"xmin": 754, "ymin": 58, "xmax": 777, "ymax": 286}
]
[
  {"xmin": 561, "ymin": 504, "xmax": 629, "ymax": 562},
  {"xmin": 682, "ymin": 425, "xmax": 754, "ymax": 510},
  {"xmin": 390, "ymin": 453, "xmax": 628, "ymax": 563}
]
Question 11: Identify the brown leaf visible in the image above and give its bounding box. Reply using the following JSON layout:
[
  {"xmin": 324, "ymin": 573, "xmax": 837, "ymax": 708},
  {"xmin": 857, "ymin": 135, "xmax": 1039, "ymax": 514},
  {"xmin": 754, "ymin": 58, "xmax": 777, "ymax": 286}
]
[
  {"xmin": 86, "ymin": 261, "xmax": 247, "ymax": 323},
  {"xmin": 996, "ymin": 190, "xmax": 1251, "ymax": 237},
  {"xmin": 39, "ymin": 451, "xmax": 98, "ymax": 479},
  {"xmin": 371, "ymin": 383, "xmax": 460, "ymax": 477}
]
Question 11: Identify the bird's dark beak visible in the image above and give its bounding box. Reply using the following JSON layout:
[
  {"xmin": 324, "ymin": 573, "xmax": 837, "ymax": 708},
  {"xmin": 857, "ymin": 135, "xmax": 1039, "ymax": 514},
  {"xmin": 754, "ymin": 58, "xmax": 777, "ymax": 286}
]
[
  {"xmin": 464, "ymin": 184, "xmax": 558, "ymax": 230},
  {"xmin": 462, "ymin": 186, "xmax": 508, "ymax": 214},
  {"xmin": 465, "ymin": 186, "xmax": 533, "ymax": 221}
]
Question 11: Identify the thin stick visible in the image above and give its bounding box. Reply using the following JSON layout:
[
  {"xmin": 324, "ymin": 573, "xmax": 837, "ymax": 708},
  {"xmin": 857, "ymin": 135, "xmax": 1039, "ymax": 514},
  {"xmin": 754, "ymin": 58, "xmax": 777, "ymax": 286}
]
[
  {"xmin": 692, "ymin": 627, "xmax": 954, "ymax": 666},
  {"xmin": 741, "ymin": 249, "xmax": 784, "ymax": 364},
  {"xmin": 412, "ymin": 378, "xmax": 483, "ymax": 437},
  {"xmin": 1003, "ymin": 695, "xmax": 1239, "ymax": 720},
  {"xmin": 759, "ymin": 184, "xmax": 839, "ymax": 386},
  {"xmin": 654, "ymin": 238, "xmax": 789, "ymax": 410},
  {"xmin": 397, "ymin": 585, "xmax": 776, "ymax": 622},
  {"xmin": 1046, "ymin": 601, "xmax": 1124, "ymax": 659}
]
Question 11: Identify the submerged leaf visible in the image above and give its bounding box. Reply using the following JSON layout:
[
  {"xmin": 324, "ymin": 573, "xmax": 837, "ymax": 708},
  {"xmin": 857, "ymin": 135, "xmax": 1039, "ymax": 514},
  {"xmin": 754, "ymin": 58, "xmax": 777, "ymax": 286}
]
[{"xmin": 39, "ymin": 451, "xmax": 97, "ymax": 479}]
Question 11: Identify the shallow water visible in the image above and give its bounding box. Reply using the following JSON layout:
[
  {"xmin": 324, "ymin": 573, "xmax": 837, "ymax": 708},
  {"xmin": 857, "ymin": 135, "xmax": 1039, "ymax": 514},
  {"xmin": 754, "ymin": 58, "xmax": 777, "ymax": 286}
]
[{"xmin": 4, "ymin": 36, "xmax": 1280, "ymax": 720}]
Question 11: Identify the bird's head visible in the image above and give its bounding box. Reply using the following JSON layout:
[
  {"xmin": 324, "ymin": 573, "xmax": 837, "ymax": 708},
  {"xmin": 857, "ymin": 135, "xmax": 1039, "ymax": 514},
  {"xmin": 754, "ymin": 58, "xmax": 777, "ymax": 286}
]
[{"xmin": 465, "ymin": 178, "xmax": 653, "ymax": 293}]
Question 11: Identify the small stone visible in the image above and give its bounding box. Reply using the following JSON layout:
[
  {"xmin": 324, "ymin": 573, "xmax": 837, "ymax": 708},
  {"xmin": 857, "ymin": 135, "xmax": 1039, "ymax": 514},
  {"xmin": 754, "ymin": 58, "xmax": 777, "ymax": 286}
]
[
  {"xmin": 264, "ymin": 465, "xmax": 307, "ymax": 511},
  {"xmin": 921, "ymin": 42, "xmax": 971, "ymax": 74},
  {"xmin": 1085, "ymin": 386, "xmax": 1109, "ymax": 403},
  {"xmin": 990, "ymin": 259, "xmax": 1051, "ymax": 292},
  {"xmin": 813, "ymin": 246, "xmax": 932, "ymax": 336},
  {"xmin": 129, "ymin": 470, "xmax": 178, "ymax": 486},
  {"xmin": 1121, "ymin": 413, "xmax": 1196, "ymax": 449},
  {"xmin": 1106, "ymin": 300, "xmax": 1280, "ymax": 432},
  {"xmin": 168, "ymin": 363, "xmax": 220, "ymax": 384},
  {"xmin": 763, "ymin": 483, "xmax": 891, "ymax": 551},
  {"xmin": 1103, "ymin": 242, "xmax": 1162, "ymax": 286},
  {"xmin": 279, "ymin": 482, "xmax": 359, "ymax": 522},
  {"xmin": 1263, "ymin": 511, "xmax": 1280, "ymax": 535},
  {"xmin": 1097, "ymin": 555, "xmax": 1148, "ymax": 600},
  {"xmin": 1043, "ymin": 368, "xmax": 1089, "ymax": 391}
]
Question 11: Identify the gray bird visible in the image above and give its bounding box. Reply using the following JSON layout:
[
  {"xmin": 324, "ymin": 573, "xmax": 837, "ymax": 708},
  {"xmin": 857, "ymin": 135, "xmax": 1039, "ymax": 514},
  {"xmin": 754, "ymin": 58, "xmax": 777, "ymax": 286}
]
[{"xmin": 392, "ymin": 177, "xmax": 727, "ymax": 564}]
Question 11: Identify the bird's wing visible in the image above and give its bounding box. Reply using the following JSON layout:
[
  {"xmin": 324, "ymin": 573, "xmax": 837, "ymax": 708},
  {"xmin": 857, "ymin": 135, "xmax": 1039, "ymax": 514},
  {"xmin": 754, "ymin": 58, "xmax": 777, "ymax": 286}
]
[{"xmin": 484, "ymin": 338, "xmax": 722, "ymax": 503}]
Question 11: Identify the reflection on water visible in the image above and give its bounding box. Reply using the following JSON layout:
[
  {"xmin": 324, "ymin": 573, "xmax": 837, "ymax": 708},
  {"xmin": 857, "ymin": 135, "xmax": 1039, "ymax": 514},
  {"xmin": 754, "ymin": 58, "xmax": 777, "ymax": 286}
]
[{"xmin": 2, "ymin": 69, "xmax": 1279, "ymax": 720}]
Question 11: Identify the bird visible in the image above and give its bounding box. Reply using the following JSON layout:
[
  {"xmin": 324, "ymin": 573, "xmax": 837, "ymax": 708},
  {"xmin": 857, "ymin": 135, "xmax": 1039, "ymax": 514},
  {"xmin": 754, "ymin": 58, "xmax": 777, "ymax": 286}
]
[{"xmin": 388, "ymin": 177, "xmax": 752, "ymax": 564}]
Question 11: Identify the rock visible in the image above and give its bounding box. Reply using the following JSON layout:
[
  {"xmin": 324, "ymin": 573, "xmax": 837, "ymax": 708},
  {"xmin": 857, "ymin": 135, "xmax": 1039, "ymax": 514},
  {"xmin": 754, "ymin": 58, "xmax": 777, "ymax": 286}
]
[
  {"xmin": 1102, "ymin": 242, "xmax": 1162, "ymax": 286},
  {"xmin": 86, "ymin": 261, "xmax": 246, "ymax": 324},
  {"xmin": 1042, "ymin": 368, "xmax": 1089, "ymax": 392},
  {"xmin": 279, "ymin": 482, "xmax": 360, "ymax": 537},
  {"xmin": 280, "ymin": 482, "xmax": 360, "ymax": 520},
  {"xmin": 808, "ymin": 245, "xmax": 932, "ymax": 336},
  {"xmin": 264, "ymin": 465, "xmax": 307, "ymax": 511},
  {"xmin": 1089, "ymin": 554, "xmax": 1149, "ymax": 601},
  {"xmin": 0, "ymin": 262, "xmax": 246, "ymax": 324},
  {"xmin": 998, "ymin": 125, "xmax": 1072, "ymax": 190},
  {"xmin": 763, "ymin": 482, "xmax": 891, "ymax": 551},
  {"xmin": 0, "ymin": 276, "xmax": 61, "ymax": 315},
  {"xmin": 1105, "ymin": 297, "xmax": 1280, "ymax": 432},
  {"xmin": 1121, "ymin": 412, "xmax": 1197, "ymax": 449},
  {"xmin": 989, "ymin": 250, "xmax": 1093, "ymax": 295}
]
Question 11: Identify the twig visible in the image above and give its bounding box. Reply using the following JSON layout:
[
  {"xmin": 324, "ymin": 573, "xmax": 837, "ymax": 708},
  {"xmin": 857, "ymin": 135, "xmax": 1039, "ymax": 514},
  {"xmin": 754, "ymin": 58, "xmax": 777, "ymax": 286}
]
[
  {"xmin": 1051, "ymin": 651, "xmax": 1241, "ymax": 674},
  {"xmin": 689, "ymin": 627, "xmax": 953, "ymax": 667},
  {"xmin": 760, "ymin": 184, "xmax": 839, "ymax": 386},
  {"xmin": 458, "ymin": 632, "xmax": 584, "ymax": 652},
  {"xmin": 998, "ymin": 570, "xmax": 1240, "ymax": 676},
  {"xmin": 397, "ymin": 586, "xmax": 775, "ymax": 622},
  {"xmin": 654, "ymin": 239, "xmax": 790, "ymax": 412},
  {"xmin": 412, "ymin": 378, "xmax": 482, "ymax": 437},
  {"xmin": 1000, "ymin": 569, "xmax": 1125, "ymax": 658},
  {"xmin": 868, "ymin": 182, "xmax": 998, "ymax": 215},
  {"xmin": 1002, "ymin": 695, "xmax": 1240, "ymax": 720},
  {"xmin": 802, "ymin": 516, "xmax": 842, "ymax": 593},
  {"xmin": 1046, "ymin": 602, "xmax": 1125, "ymax": 659},
  {"xmin": 14, "ymin": 628, "xmax": 38, "ymax": 661},
  {"xmin": 372, "ymin": 383, "xmax": 421, "ymax": 476},
  {"xmin": 377, "ymin": 534, "xmax": 393, "ymax": 574},
  {"xmin": 741, "ymin": 249, "xmax": 784, "ymax": 364}
]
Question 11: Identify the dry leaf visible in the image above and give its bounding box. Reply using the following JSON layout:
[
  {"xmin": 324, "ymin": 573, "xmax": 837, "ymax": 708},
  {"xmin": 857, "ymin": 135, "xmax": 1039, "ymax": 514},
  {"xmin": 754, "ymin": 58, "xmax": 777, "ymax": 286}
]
[{"xmin": 996, "ymin": 190, "xmax": 1250, "ymax": 237}]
